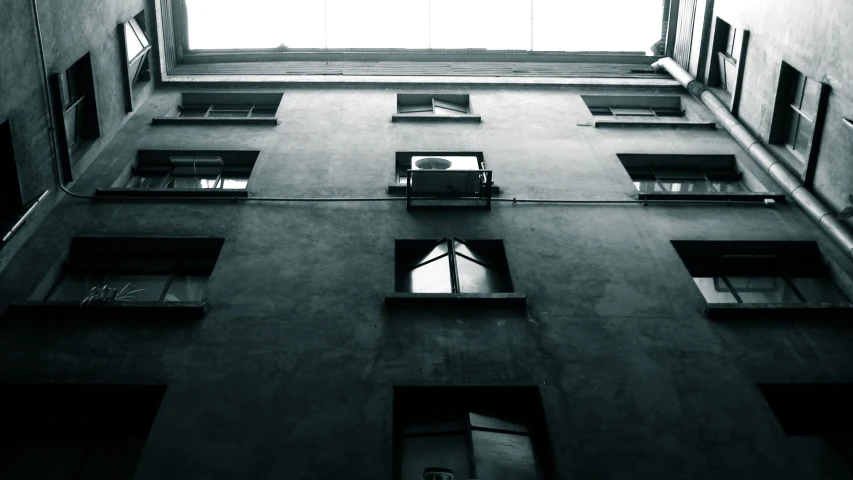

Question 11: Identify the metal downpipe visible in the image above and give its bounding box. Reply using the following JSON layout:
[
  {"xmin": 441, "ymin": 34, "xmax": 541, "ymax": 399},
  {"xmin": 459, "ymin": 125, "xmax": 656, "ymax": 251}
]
[{"xmin": 652, "ymin": 57, "xmax": 853, "ymax": 260}]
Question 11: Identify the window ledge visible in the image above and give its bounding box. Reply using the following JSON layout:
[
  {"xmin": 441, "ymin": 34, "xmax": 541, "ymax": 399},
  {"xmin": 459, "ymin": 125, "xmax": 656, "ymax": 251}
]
[
  {"xmin": 385, "ymin": 293, "xmax": 526, "ymax": 309},
  {"xmin": 5, "ymin": 301, "xmax": 207, "ymax": 321},
  {"xmin": 706, "ymin": 302, "xmax": 853, "ymax": 320},
  {"xmin": 594, "ymin": 120, "xmax": 717, "ymax": 129},
  {"xmin": 387, "ymin": 184, "xmax": 500, "ymax": 195},
  {"xmin": 637, "ymin": 192, "xmax": 787, "ymax": 202},
  {"xmin": 94, "ymin": 188, "xmax": 249, "ymax": 198},
  {"xmin": 151, "ymin": 117, "xmax": 278, "ymax": 126},
  {"xmin": 392, "ymin": 114, "xmax": 482, "ymax": 123}
]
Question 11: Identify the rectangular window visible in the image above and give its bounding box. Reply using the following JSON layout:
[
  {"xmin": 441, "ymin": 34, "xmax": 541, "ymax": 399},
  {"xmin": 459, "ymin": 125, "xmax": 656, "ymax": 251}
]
[
  {"xmin": 49, "ymin": 53, "xmax": 100, "ymax": 182},
  {"xmin": 628, "ymin": 166, "xmax": 746, "ymax": 194},
  {"xmin": 708, "ymin": 18, "xmax": 747, "ymax": 102},
  {"xmin": 396, "ymin": 94, "xmax": 472, "ymax": 116},
  {"xmin": 394, "ymin": 387, "xmax": 553, "ymax": 480},
  {"xmin": 0, "ymin": 384, "xmax": 165, "ymax": 480},
  {"xmin": 395, "ymin": 238, "xmax": 513, "ymax": 294},
  {"xmin": 153, "ymin": 92, "xmax": 283, "ymax": 125},
  {"xmin": 0, "ymin": 120, "xmax": 24, "ymax": 231},
  {"xmin": 119, "ymin": 11, "xmax": 152, "ymax": 111},
  {"xmin": 101, "ymin": 150, "xmax": 260, "ymax": 197},
  {"xmin": 672, "ymin": 241, "xmax": 852, "ymax": 316},
  {"xmin": 37, "ymin": 237, "xmax": 224, "ymax": 306},
  {"xmin": 582, "ymin": 95, "xmax": 684, "ymax": 117},
  {"xmin": 770, "ymin": 62, "xmax": 830, "ymax": 182}
]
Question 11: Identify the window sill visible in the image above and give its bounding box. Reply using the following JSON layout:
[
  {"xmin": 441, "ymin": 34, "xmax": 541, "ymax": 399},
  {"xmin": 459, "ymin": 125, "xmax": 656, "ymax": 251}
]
[
  {"xmin": 5, "ymin": 301, "xmax": 207, "ymax": 321},
  {"xmin": 705, "ymin": 302, "xmax": 853, "ymax": 320},
  {"xmin": 387, "ymin": 184, "xmax": 500, "ymax": 195},
  {"xmin": 151, "ymin": 117, "xmax": 278, "ymax": 126},
  {"xmin": 594, "ymin": 120, "xmax": 717, "ymax": 129},
  {"xmin": 94, "ymin": 188, "xmax": 249, "ymax": 198},
  {"xmin": 385, "ymin": 293, "xmax": 526, "ymax": 309},
  {"xmin": 392, "ymin": 114, "xmax": 482, "ymax": 123},
  {"xmin": 637, "ymin": 191, "xmax": 787, "ymax": 203}
]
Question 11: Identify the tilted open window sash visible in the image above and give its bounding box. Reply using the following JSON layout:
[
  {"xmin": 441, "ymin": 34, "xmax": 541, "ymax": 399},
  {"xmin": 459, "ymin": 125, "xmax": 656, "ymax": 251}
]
[
  {"xmin": 400, "ymin": 238, "xmax": 511, "ymax": 293},
  {"xmin": 126, "ymin": 156, "xmax": 250, "ymax": 190}
]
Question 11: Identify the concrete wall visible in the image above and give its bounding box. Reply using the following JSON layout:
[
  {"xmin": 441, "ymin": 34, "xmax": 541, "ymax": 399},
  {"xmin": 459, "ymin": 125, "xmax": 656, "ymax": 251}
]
[
  {"xmin": 2, "ymin": 83, "xmax": 853, "ymax": 479},
  {"xmin": 708, "ymin": 0, "xmax": 853, "ymax": 228},
  {"xmin": 0, "ymin": 0, "xmax": 148, "ymax": 270}
]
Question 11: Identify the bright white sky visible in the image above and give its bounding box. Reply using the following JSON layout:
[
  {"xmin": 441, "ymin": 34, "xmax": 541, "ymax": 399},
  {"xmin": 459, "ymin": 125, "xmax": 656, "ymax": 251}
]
[{"xmin": 186, "ymin": 0, "xmax": 664, "ymax": 52}]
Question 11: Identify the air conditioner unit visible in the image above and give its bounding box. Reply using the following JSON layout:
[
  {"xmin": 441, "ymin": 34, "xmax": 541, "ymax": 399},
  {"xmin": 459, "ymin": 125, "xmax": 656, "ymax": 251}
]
[{"xmin": 410, "ymin": 156, "xmax": 482, "ymax": 194}]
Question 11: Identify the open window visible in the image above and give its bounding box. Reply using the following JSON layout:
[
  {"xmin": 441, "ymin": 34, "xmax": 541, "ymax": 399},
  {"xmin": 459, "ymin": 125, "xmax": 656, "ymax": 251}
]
[
  {"xmin": 395, "ymin": 238, "xmax": 513, "ymax": 294},
  {"xmin": 118, "ymin": 11, "xmax": 153, "ymax": 112},
  {"xmin": 49, "ymin": 53, "xmax": 100, "ymax": 182},
  {"xmin": 617, "ymin": 154, "xmax": 784, "ymax": 202},
  {"xmin": 769, "ymin": 62, "xmax": 831, "ymax": 184},
  {"xmin": 393, "ymin": 386, "xmax": 554, "ymax": 480},
  {"xmin": 9, "ymin": 237, "xmax": 225, "ymax": 320},
  {"xmin": 96, "ymin": 150, "xmax": 259, "ymax": 198},
  {"xmin": 152, "ymin": 92, "xmax": 283, "ymax": 125},
  {"xmin": 706, "ymin": 18, "xmax": 749, "ymax": 114},
  {"xmin": 582, "ymin": 95, "xmax": 715, "ymax": 129},
  {"xmin": 0, "ymin": 384, "xmax": 165, "ymax": 480},
  {"xmin": 672, "ymin": 240, "xmax": 853, "ymax": 319},
  {"xmin": 393, "ymin": 94, "xmax": 480, "ymax": 122}
]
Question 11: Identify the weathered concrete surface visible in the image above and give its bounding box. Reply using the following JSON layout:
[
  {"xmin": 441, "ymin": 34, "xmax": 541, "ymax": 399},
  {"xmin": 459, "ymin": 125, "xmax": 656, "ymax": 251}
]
[
  {"xmin": 2, "ymin": 83, "xmax": 853, "ymax": 479},
  {"xmin": 0, "ymin": 0, "xmax": 146, "ymax": 270},
  {"xmin": 711, "ymin": 0, "xmax": 853, "ymax": 229}
]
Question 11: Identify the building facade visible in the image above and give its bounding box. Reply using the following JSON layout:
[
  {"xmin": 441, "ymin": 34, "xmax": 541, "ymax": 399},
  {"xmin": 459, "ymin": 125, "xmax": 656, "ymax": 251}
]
[{"xmin": 1, "ymin": 0, "xmax": 852, "ymax": 479}]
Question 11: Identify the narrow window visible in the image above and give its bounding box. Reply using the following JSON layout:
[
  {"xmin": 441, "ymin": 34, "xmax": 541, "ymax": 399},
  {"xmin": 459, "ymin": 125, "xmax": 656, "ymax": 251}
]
[
  {"xmin": 0, "ymin": 120, "xmax": 24, "ymax": 233},
  {"xmin": 123, "ymin": 14, "xmax": 152, "ymax": 90},
  {"xmin": 397, "ymin": 94, "xmax": 471, "ymax": 116},
  {"xmin": 396, "ymin": 238, "xmax": 513, "ymax": 294}
]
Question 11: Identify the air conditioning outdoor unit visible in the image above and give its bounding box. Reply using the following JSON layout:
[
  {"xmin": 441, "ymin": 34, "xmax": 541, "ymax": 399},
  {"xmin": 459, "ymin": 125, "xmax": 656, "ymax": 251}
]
[{"xmin": 410, "ymin": 156, "xmax": 482, "ymax": 193}]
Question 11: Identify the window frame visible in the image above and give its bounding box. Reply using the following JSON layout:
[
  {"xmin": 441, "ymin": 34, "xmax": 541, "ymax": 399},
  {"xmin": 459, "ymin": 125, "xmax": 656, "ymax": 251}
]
[
  {"xmin": 705, "ymin": 17, "xmax": 749, "ymax": 114},
  {"xmin": 118, "ymin": 12, "xmax": 153, "ymax": 112},
  {"xmin": 49, "ymin": 53, "xmax": 100, "ymax": 183},
  {"xmin": 396, "ymin": 237, "xmax": 513, "ymax": 294},
  {"xmin": 393, "ymin": 94, "xmax": 480, "ymax": 122},
  {"xmin": 152, "ymin": 92, "xmax": 283, "ymax": 125}
]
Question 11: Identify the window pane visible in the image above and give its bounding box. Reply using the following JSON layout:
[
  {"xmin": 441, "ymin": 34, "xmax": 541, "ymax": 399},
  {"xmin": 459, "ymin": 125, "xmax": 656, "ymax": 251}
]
[
  {"xmin": 794, "ymin": 117, "xmax": 813, "ymax": 157},
  {"xmin": 790, "ymin": 72, "xmax": 806, "ymax": 108},
  {"xmin": 398, "ymin": 104, "xmax": 434, "ymax": 114},
  {"xmin": 610, "ymin": 107, "xmax": 655, "ymax": 116},
  {"xmin": 412, "ymin": 241, "xmax": 450, "ymax": 267},
  {"xmin": 164, "ymin": 275, "xmax": 208, "ymax": 302},
  {"xmin": 124, "ymin": 23, "xmax": 145, "ymax": 60},
  {"xmin": 408, "ymin": 256, "xmax": 452, "ymax": 293},
  {"xmin": 712, "ymin": 180, "xmax": 747, "ymax": 193},
  {"xmin": 633, "ymin": 180, "xmax": 658, "ymax": 193},
  {"xmin": 106, "ymin": 275, "xmax": 171, "ymax": 302},
  {"xmin": 456, "ymin": 255, "xmax": 506, "ymax": 293},
  {"xmin": 800, "ymin": 78, "xmax": 821, "ymax": 115},
  {"xmin": 434, "ymin": 106, "xmax": 463, "ymax": 116},
  {"xmin": 789, "ymin": 277, "xmax": 850, "ymax": 303},
  {"xmin": 471, "ymin": 430, "xmax": 538, "ymax": 480},
  {"xmin": 167, "ymin": 177, "xmax": 205, "ymax": 189},
  {"xmin": 728, "ymin": 276, "xmax": 802, "ymax": 304},
  {"xmin": 47, "ymin": 273, "xmax": 106, "ymax": 301},
  {"xmin": 786, "ymin": 109, "xmax": 801, "ymax": 149},
  {"xmin": 661, "ymin": 180, "xmax": 712, "ymax": 193},
  {"xmin": 401, "ymin": 434, "xmax": 471, "ymax": 480},
  {"xmin": 222, "ymin": 178, "xmax": 249, "ymax": 189},
  {"xmin": 129, "ymin": 18, "xmax": 151, "ymax": 48},
  {"xmin": 453, "ymin": 240, "xmax": 494, "ymax": 268},
  {"xmin": 433, "ymin": 100, "xmax": 468, "ymax": 113},
  {"xmin": 125, "ymin": 174, "xmax": 168, "ymax": 189},
  {"xmin": 693, "ymin": 277, "xmax": 738, "ymax": 303}
]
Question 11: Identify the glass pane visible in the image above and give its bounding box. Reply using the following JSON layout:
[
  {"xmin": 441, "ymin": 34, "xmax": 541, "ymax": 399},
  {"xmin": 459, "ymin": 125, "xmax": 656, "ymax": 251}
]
[
  {"xmin": 633, "ymin": 180, "xmax": 658, "ymax": 193},
  {"xmin": 790, "ymin": 72, "xmax": 806, "ymax": 108},
  {"xmin": 610, "ymin": 107, "xmax": 655, "ymax": 116},
  {"xmin": 126, "ymin": 174, "xmax": 168, "ymax": 189},
  {"xmin": 167, "ymin": 177, "xmax": 204, "ymax": 189},
  {"xmin": 653, "ymin": 168, "xmax": 704, "ymax": 179},
  {"xmin": 401, "ymin": 434, "xmax": 471, "ymax": 480},
  {"xmin": 433, "ymin": 100, "xmax": 468, "ymax": 113},
  {"xmin": 469, "ymin": 412, "xmax": 529, "ymax": 433},
  {"xmin": 222, "ymin": 178, "xmax": 249, "ymax": 189},
  {"xmin": 124, "ymin": 22, "xmax": 145, "ymax": 60},
  {"xmin": 800, "ymin": 78, "xmax": 821, "ymax": 115},
  {"xmin": 106, "ymin": 275, "xmax": 171, "ymax": 302},
  {"xmin": 693, "ymin": 277, "xmax": 738, "ymax": 303},
  {"xmin": 786, "ymin": 110, "xmax": 801, "ymax": 149},
  {"xmin": 664, "ymin": 180, "xmax": 712, "ymax": 193},
  {"xmin": 456, "ymin": 255, "xmax": 506, "ymax": 293},
  {"xmin": 47, "ymin": 273, "xmax": 106, "ymax": 301},
  {"xmin": 712, "ymin": 180, "xmax": 748, "ymax": 193},
  {"xmin": 434, "ymin": 106, "xmax": 462, "ymax": 116},
  {"xmin": 728, "ymin": 276, "xmax": 802, "ymax": 304},
  {"xmin": 789, "ymin": 277, "xmax": 851, "ymax": 303},
  {"xmin": 130, "ymin": 19, "xmax": 150, "ymax": 46},
  {"xmin": 64, "ymin": 104, "xmax": 78, "ymax": 145},
  {"xmin": 412, "ymin": 241, "xmax": 450, "ymax": 267},
  {"xmin": 453, "ymin": 240, "xmax": 494, "ymax": 268},
  {"xmin": 794, "ymin": 117, "xmax": 813, "ymax": 157},
  {"xmin": 164, "ymin": 275, "xmax": 208, "ymax": 302},
  {"xmin": 408, "ymin": 256, "xmax": 452, "ymax": 293},
  {"xmin": 197, "ymin": 177, "xmax": 222, "ymax": 189},
  {"xmin": 471, "ymin": 430, "xmax": 538, "ymax": 480},
  {"xmin": 399, "ymin": 104, "xmax": 434, "ymax": 114}
]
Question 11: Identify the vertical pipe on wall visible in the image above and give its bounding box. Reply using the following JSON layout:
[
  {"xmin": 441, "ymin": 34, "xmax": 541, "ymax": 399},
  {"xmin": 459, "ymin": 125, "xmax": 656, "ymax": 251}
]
[{"xmin": 652, "ymin": 57, "xmax": 853, "ymax": 260}]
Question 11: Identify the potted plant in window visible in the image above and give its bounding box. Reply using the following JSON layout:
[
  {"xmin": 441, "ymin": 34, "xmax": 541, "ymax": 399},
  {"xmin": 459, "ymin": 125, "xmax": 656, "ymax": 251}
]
[{"xmin": 80, "ymin": 283, "xmax": 144, "ymax": 306}]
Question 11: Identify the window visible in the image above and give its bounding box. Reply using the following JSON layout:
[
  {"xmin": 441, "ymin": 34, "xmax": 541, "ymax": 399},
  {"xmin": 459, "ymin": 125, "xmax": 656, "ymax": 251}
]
[
  {"xmin": 672, "ymin": 241, "xmax": 852, "ymax": 317},
  {"xmin": 394, "ymin": 94, "xmax": 479, "ymax": 121},
  {"xmin": 707, "ymin": 18, "xmax": 748, "ymax": 110},
  {"xmin": 119, "ymin": 12, "xmax": 152, "ymax": 111},
  {"xmin": 396, "ymin": 238, "xmax": 513, "ymax": 294},
  {"xmin": 628, "ymin": 167, "xmax": 746, "ymax": 193},
  {"xmin": 99, "ymin": 150, "xmax": 259, "ymax": 197},
  {"xmin": 394, "ymin": 387, "xmax": 554, "ymax": 480},
  {"xmin": 28, "ymin": 237, "xmax": 224, "ymax": 307},
  {"xmin": 125, "ymin": 156, "xmax": 250, "ymax": 190},
  {"xmin": 50, "ymin": 53, "xmax": 99, "ymax": 181},
  {"xmin": 153, "ymin": 93, "xmax": 283, "ymax": 125},
  {"xmin": 770, "ymin": 63, "xmax": 830, "ymax": 181},
  {"xmin": 759, "ymin": 384, "xmax": 853, "ymax": 477},
  {"xmin": 0, "ymin": 384, "xmax": 165, "ymax": 480},
  {"xmin": 582, "ymin": 95, "xmax": 683, "ymax": 117},
  {"xmin": 0, "ymin": 120, "xmax": 24, "ymax": 233}
]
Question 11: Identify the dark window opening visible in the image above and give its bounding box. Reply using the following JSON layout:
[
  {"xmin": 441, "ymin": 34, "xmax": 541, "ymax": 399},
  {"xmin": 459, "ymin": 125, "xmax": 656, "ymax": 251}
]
[
  {"xmin": 396, "ymin": 238, "xmax": 513, "ymax": 294},
  {"xmin": 59, "ymin": 54, "xmax": 99, "ymax": 152},
  {"xmin": 0, "ymin": 384, "xmax": 165, "ymax": 480},
  {"xmin": 582, "ymin": 95, "xmax": 684, "ymax": 117},
  {"xmin": 394, "ymin": 386, "xmax": 554, "ymax": 480},
  {"xmin": 38, "ymin": 237, "xmax": 224, "ymax": 305},
  {"xmin": 672, "ymin": 241, "xmax": 851, "ymax": 306},
  {"xmin": 122, "ymin": 150, "xmax": 258, "ymax": 191},
  {"xmin": 0, "ymin": 120, "xmax": 24, "ymax": 232},
  {"xmin": 166, "ymin": 93, "xmax": 284, "ymax": 121},
  {"xmin": 397, "ymin": 94, "xmax": 472, "ymax": 116},
  {"xmin": 617, "ymin": 154, "xmax": 753, "ymax": 195}
]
